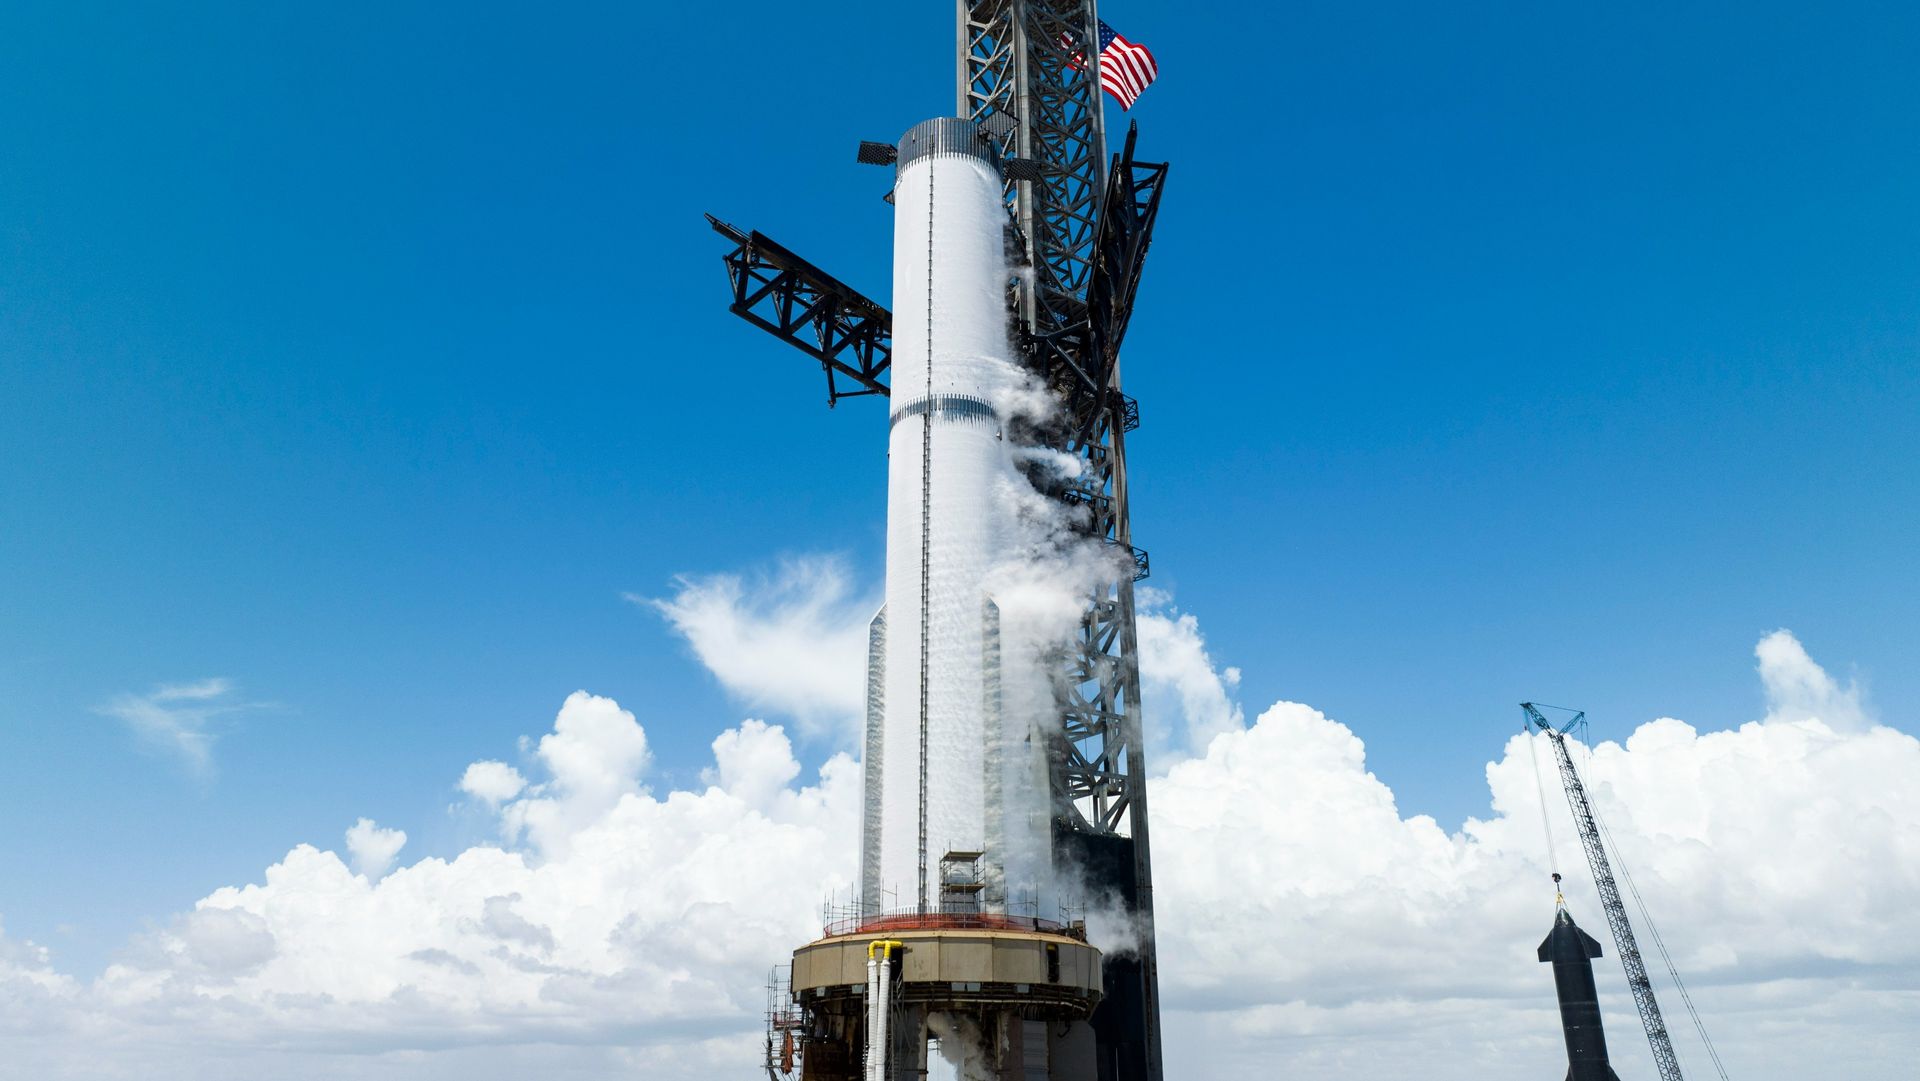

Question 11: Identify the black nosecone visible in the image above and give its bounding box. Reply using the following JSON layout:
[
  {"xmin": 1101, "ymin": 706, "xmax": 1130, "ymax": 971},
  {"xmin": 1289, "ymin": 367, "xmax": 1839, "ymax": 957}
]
[{"xmin": 1539, "ymin": 909, "xmax": 1622, "ymax": 1081}]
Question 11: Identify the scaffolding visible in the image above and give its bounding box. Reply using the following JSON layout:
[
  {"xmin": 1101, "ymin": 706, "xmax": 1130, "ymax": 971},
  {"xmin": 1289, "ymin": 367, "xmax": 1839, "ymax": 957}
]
[{"xmin": 764, "ymin": 965, "xmax": 805, "ymax": 1081}]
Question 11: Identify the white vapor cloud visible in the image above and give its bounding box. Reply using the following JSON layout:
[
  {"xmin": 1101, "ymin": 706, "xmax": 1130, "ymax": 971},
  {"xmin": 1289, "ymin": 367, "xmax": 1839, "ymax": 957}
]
[
  {"xmin": 95, "ymin": 677, "xmax": 257, "ymax": 776},
  {"xmin": 344, "ymin": 819, "xmax": 407, "ymax": 880},
  {"xmin": 9, "ymin": 617, "xmax": 1919, "ymax": 1080},
  {"xmin": 640, "ymin": 557, "xmax": 875, "ymax": 739}
]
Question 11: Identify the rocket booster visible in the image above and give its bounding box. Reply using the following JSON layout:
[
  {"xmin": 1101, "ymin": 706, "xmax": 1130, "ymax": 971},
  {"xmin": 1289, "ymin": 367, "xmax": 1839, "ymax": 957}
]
[
  {"xmin": 860, "ymin": 118, "xmax": 1044, "ymax": 914},
  {"xmin": 1539, "ymin": 908, "xmax": 1625, "ymax": 1081}
]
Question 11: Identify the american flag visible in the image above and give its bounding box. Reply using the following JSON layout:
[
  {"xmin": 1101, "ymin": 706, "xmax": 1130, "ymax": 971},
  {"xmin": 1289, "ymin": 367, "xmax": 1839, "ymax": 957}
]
[{"xmin": 1069, "ymin": 20, "xmax": 1159, "ymax": 110}]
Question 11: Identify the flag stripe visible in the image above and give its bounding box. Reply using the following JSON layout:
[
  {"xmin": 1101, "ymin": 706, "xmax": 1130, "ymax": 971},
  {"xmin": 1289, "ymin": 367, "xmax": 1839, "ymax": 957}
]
[
  {"xmin": 1063, "ymin": 20, "xmax": 1159, "ymax": 110},
  {"xmin": 1098, "ymin": 29, "xmax": 1157, "ymax": 110}
]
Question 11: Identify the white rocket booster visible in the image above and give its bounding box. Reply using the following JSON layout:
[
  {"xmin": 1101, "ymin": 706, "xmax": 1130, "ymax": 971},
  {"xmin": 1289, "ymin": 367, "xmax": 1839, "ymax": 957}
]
[{"xmin": 860, "ymin": 118, "xmax": 1041, "ymax": 915}]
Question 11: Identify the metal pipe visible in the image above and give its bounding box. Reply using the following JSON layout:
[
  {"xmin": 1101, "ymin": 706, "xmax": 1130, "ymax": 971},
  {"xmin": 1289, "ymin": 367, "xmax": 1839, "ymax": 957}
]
[{"xmin": 863, "ymin": 953, "xmax": 883, "ymax": 1081}]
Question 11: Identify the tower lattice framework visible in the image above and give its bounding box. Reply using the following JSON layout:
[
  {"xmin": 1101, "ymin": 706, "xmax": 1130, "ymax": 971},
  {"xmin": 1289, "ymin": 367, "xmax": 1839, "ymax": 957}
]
[{"xmin": 961, "ymin": 5, "xmax": 1163, "ymax": 1079}]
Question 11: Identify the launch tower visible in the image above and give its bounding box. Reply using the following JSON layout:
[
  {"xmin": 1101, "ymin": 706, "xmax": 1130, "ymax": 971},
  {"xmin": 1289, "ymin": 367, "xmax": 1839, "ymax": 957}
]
[{"xmin": 711, "ymin": 5, "xmax": 1167, "ymax": 1080}]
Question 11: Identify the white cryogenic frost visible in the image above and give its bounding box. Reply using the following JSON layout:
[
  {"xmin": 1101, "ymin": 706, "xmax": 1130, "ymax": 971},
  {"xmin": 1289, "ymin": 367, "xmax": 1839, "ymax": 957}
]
[{"xmin": 862, "ymin": 129, "xmax": 1049, "ymax": 916}]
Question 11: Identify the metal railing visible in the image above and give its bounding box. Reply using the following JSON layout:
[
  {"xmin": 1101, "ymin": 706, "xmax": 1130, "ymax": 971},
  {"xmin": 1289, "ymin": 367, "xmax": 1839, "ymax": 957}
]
[{"xmin": 822, "ymin": 907, "xmax": 1070, "ymax": 938}]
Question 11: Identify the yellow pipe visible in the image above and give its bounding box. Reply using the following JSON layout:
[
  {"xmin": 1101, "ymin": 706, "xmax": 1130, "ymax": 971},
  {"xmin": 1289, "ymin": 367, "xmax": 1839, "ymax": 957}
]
[{"xmin": 867, "ymin": 939, "xmax": 904, "ymax": 960}]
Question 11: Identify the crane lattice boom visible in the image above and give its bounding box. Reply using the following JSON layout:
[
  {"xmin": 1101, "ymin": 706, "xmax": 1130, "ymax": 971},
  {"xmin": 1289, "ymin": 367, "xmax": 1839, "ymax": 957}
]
[{"xmin": 1524, "ymin": 703, "xmax": 1686, "ymax": 1081}]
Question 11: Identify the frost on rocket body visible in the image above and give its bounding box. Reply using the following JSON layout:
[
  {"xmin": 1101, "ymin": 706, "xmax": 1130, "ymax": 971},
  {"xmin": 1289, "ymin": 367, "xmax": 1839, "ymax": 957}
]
[{"xmin": 866, "ymin": 131, "xmax": 1077, "ymax": 918}]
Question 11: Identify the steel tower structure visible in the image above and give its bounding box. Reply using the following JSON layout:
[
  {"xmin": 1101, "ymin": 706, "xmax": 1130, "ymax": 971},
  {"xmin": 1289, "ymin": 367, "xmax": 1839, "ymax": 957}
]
[
  {"xmin": 710, "ymin": 5, "xmax": 1166, "ymax": 1079},
  {"xmin": 960, "ymin": 9, "xmax": 1165, "ymax": 1081}
]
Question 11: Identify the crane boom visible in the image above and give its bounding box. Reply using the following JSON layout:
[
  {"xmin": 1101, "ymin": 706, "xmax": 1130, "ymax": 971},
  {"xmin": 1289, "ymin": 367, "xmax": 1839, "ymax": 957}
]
[{"xmin": 1523, "ymin": 703, "xmax": 1686, "ymax": 1081}]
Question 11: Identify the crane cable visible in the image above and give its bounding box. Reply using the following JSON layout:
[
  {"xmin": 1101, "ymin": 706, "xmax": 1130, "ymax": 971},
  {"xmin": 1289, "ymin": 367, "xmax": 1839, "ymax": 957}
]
[
  {"xmin": 1526, "ymin": 723, "xmax": 1566, "ymax": 908},
  {"xmin": 1576, "ymin": 738, "xmax": 1732, "ymax": 1081}
]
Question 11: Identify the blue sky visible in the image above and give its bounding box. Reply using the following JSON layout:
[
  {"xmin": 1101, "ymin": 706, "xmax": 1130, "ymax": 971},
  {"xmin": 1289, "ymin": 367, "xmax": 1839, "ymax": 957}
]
[{"xmin": 4, "ymin": 0, "xmax": 1917, "ymax": 982}]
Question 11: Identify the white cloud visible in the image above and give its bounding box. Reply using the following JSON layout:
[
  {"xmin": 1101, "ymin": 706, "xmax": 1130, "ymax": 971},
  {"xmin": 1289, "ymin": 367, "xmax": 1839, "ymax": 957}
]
[
  {"xmin": 641, "ymin": 558, "xmax": 875, "ymax": 739},
  {"xmin": 9, "ymin": 626, "xmax": 1920, "ymax": 1080},
  {"xmin": 344, "ymin": 819, "xmax": 407, "ymax": 880},
  {"xmin": 1755, "ymin": 627, "xmax": 1871, "ymax": 731},
  {"xmin": 95, "ymin": 677, "xmax": 257, "ymax": 777},
  {"xmin": 1135, "ymin": 587, "xmax": 1243, "ymax": 756},
  {"xmin": 0, "ymin": 696, "xmax": 860, "ymax": 1078},
  {"xmin": 1147, "ymin": 629, "xmax": 1920, "ymax": 1079},
  {"xmin": 706, "ymin": 718, "xmax": 802, "ymax": 810},
  {"xmin": 177, "ymin": 906, "xmax": 278, "ymax": 974},
  {"xmin": 1159, "ymin": 704, "xmax": 1920, "ymax": 1042},
  {"xmin": 457, "ymin": 760, "xmax": 526, "ymax": 805},
  {"xmin": 497, "ymin": 690, "xmax": 654, "ymax": 857},
  {"xmin": 0, "ymin": 917, "xmax": 79, "ymax": 1018}
]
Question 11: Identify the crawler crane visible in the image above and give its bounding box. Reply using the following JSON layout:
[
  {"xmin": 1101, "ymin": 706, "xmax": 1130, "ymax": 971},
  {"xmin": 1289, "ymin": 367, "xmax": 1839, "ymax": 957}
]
[{"xmin": 1523, "ymin": 703, "xmax": 1729, "ymax": 1081}]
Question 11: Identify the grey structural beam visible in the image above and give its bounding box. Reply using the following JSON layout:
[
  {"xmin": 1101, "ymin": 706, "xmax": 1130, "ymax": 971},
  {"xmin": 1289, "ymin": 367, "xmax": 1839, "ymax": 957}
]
[{"xmin": 706, "ymin": 214, "xmax": 892, "ymax": 406}]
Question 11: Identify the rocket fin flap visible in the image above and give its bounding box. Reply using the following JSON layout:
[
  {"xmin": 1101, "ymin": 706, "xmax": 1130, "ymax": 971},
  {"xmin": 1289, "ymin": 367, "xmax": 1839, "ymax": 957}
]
[
  {"xmin": 1540, "ymin": 911, "xmax": 1606, "ymax": 962},
  {"xmin": 1575, "ymin": 924, "xmax": 1604, "ymax": 960}
]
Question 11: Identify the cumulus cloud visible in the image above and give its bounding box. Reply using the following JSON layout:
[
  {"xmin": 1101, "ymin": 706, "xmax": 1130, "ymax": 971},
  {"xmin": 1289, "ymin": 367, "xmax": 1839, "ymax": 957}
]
[
  {"xmin": 458, "ymin": 760, "xmax": 526, "ymax": 806},
  {"xmin": 1135, "ymin": 587, "xmax": 1243, "ymax": 756},
  {"xmin": 0, "ymin": 917, "xmax": 79, "ymax": 1020},
  {"xmin": 706, "ymin": 718, "xmax": 802, "ymax": 810},
  {"xmin": 1146, "ymin": 630, "xmax": 1920, "ymax": 1079},
  {"xmin": 95, "ymin": 677, "xmax": 258, "ymax": 777},
  {"xmin": 0, "ymin": 696, "xmax": 861, "ymax": 1078},
  {"xmin": 344, "ymin": 819, "xmax": 407, "ymax": 880},
  {"xmin": 176, "ymin": 906, "xmax": 278, "ymax": 974},
  {"xmin": 8, "ymin": 626, "xmax": 1919, "ymax": 1080},
  {"xmin": 1755, "ymin": 628, "xmax": 1871, "ymax": 731},
  {"xmin": 1153, "ymin": 699, "xmax": 1920, "ymax": 1076},
  {"xmin": 641, "ymin": 558, "xmax": 875, "ymax": 739},
  {"xmin": 497, "ymin": 691, "xmax": 654, "ymax": 857}
]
